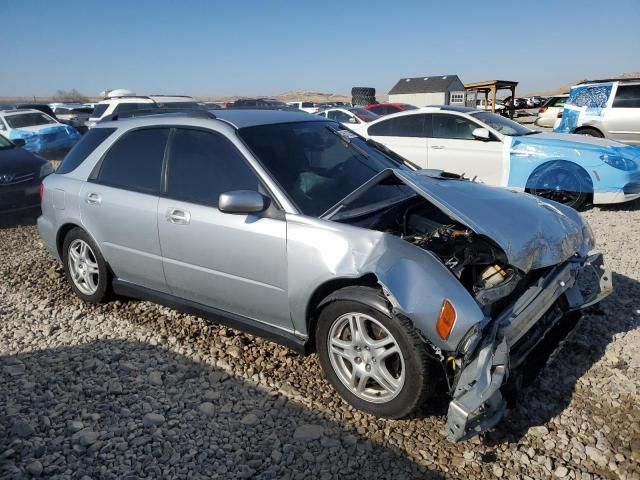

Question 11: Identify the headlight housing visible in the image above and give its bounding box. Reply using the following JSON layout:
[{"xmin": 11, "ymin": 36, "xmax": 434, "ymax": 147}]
[
  {"xmin": 39, "ymin": 161, "xmax": 54, "ymax": 178},
  {"xmin": 600, "ymin": 154, "xmax": 638, "ymax": 171}
]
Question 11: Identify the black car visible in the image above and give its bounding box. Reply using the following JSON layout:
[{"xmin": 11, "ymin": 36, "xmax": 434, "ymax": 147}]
[
  {"xmin": 14, "ymin": 103, "xmax": 58, "ymax": 120},
  {"xmin": 0, "ymin": 134, "xmax": 53, "ymax": 215}
]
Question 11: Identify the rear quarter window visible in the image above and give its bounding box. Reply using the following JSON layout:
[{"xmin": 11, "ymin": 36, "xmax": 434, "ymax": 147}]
[
  {"xmin": 56, "ymin": 128, "xmax": 117, "ymax": 174},
  {"xmin": 612, "ymin": 85, "xmax": 640, "ymax": 108}
]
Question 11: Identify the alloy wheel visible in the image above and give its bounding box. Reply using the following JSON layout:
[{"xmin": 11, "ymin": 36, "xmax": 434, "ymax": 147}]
[
  {"xmin": 67, "ymin": 239, "xmax": 100, "ymax": 295},
  {"xmin": 328, "ymin": 312, "xmax": 405, "ymax": 403}
]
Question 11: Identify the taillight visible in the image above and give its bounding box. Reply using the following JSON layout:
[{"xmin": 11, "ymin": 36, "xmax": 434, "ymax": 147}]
[
  {"xmin": 539, "ymin": 106, "xmax": 547, "ymax": 113},
  {"xmin": 39, "ymin": 182, "xmax": 44, "ymax": 203}
]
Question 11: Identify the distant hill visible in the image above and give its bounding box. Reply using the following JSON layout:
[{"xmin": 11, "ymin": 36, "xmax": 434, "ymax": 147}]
[{"xmin": 524, "ymin": 72, "xmax": 640, "ymax": 97}]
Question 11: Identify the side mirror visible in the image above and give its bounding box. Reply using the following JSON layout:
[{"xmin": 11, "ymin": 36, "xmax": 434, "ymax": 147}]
[
  {"xmin": 218, "ymin": 190, "xmax": 268, "ymax": 214},
  {"xmin": 472, "ymin": 127, "xmax": 491, "ymax": 141},
  {"xmin": 12, "ymin": 138, "xmax": 26, "ymax": 147}
]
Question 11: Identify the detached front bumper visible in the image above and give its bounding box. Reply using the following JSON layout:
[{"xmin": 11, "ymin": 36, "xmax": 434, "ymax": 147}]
[{"xmin": 445, "ymin": 252, "xmax": 612, "ymax": 442}]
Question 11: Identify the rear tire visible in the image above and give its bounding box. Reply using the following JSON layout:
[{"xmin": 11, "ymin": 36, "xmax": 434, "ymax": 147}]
[
  {"xmin": 315, "ymin": 286, "xmax": 436, "ymax": 419},
  {"xmin": 576, "ymin": 127, "xmax": 604, "ymax": 138},
  {"xmin": 62, "ymin": 227, "xmax": 111, "ymax": 303}
]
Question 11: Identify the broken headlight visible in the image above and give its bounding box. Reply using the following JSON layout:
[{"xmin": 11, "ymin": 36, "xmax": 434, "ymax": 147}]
[{"xmin": 600, "ymin": 154, "xmax": 637, "ymax": 171}]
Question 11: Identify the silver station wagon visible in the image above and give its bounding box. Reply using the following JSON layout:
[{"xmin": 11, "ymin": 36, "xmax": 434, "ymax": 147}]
[{"xmin": 38, "ymin": 109, "xmax": 612, "ymax": 441}]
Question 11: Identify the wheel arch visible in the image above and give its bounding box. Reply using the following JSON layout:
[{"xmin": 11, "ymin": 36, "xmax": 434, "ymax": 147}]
[
  {"xmin": 525, "ymin": 159, "xmax": 594, "ymax": 196},
  {"xmin": 574, "ymin": 126, "xmax": 605, "ymax": 137},
  {"xmin": 56, "ymin": 222, "xmax": 84, "ymax": 258},
  {"xmin": 305, "ymin": 273, "xmax": 382, "ymax": 352}
]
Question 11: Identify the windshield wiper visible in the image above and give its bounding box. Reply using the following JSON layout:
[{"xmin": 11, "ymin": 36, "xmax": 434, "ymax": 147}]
[{"xmin": 326, "ymin": 126, "xmax": 369, "ymax": 159}]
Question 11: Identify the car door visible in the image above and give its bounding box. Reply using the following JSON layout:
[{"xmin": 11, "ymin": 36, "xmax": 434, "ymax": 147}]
[
  {"xmin": 157, "ymin": 127, "xmax": 290, "ymax": 330},
  {"xmin": 427, "ymin": 113, "xmax": 504, "ymax": 185},
  {"xmin": 80, "ymin": 127, "xmax": 170, "ymax": 292},
  {"xmin": 607, "ymin": 84, "xmax": 640, "ymax": 145},
  {"xmin": 365, "ymin": 114, "xmax": 429, "ymax": 167}
]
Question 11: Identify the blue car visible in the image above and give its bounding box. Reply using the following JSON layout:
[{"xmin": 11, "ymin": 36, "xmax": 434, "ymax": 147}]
[
  {"xmin": 0, "ymin": 108, "xmax": 81, "ymax": 160},
  {"xmin": 361, "ymin": 106, "xmax": 640, "ymax": 209}
]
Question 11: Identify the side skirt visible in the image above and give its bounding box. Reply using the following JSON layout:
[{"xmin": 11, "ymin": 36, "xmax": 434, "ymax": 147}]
[{"xmin": 112, "ymin": 279, "xmax": 309, "ymax": 355}]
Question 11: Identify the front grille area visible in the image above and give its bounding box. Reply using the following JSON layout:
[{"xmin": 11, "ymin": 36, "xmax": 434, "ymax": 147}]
[{"xmin": 0, "ymin": 172, "xmax": 36, "ymax": 186}]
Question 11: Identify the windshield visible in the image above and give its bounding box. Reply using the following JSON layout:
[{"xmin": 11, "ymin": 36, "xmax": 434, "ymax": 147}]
[
  {"xmin": 0, "ymin": 134, "xmax": 13, "ymax": 149},
  {"xmin": 5, "ymin": 112, "xmax": 56, "ymax": 128},
  {"xmin": 470, "ymin": 111, "xmax": 532, "ymax": 136},
  {"xmin": 238, "ymin": 121, "xmax": 411, "ymax": 216}
]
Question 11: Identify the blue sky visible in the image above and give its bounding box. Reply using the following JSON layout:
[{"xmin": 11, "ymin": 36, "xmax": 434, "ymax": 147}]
[{"xmin": 3, "ymin": 0, "xmax": 639, "ymax": 97}]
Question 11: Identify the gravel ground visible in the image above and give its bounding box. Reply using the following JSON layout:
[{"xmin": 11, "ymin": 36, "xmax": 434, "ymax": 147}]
[{"xmin": 1, "ymin": 200, "xmax": 639, "ymax": 479}]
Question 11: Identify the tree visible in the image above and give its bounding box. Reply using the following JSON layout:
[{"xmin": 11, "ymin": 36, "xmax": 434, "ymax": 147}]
[{"xmin": 53, "ymin": 89, "xmax": 88, "ymax": 102}]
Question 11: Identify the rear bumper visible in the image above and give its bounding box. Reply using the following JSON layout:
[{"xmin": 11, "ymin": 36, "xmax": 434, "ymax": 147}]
[{"xmin": 445, "ymin": 252, "xmax": 612, "ymax": 441}]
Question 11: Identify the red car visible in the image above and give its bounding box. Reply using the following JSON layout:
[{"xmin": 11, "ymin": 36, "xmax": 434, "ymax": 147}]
[{"xmin": 364, "ymin": 103, "xmax": 418, "ymax": 116}]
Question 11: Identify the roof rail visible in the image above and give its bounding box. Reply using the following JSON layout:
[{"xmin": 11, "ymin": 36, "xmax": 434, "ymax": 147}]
[
  {"xmin": 577, "ymin": 78, "xmax": 640, "ymax": 85},
  {"xmin": 98, "ymin": 108, "xmax": 217, "ymax": 123},
  {"xmin": 148, "ymin": 94, "xmax": 194, "ymax": 98}
]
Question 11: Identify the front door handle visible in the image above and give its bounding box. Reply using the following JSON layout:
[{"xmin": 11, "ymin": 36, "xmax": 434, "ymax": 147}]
[
  {"xmin": 430, "ymin": 145, "xmax": 445, "ymax": 150},
  {"xmin": 86, "ymin": 193, "xmax": 102, "ymax": 206},
  {"xmin": 166, "ymin": 208, "xmax": 190, "ymax": 225}
]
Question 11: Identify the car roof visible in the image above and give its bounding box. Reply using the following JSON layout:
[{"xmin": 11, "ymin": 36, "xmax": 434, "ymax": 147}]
[
  {"xmin": 213, "ymin": 109, "xmax": 325, "ymax": 128},
  {"xmin": 96, "ymin": 109, "xmax": 326, "ymax": 130},
  {"xmin": 0, "ymin": 108, "xmax": 43, "ymax": 116}
]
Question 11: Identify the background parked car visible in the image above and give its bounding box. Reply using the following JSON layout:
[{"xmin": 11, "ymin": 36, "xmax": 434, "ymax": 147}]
[
  {"xmin": 535, "ymin": 94, "xmax": 568, "ymax": 127},
  {"xmin": 229, "ymin": 98, "xmax": 293, "ymax": 110},
  {"xmin": 14, "ymin": 103, "xmax": 58, "ymax": 120},
  {"xmin": 554, "ymin": 78, "xmax": 640, "ymax": 144},
  {"xmin": 514, "ymin": 98, "xmax": 528, "ymax": 109},
  {"xmin": 0, "ymin": 133, "xmax": 53, "ymax": 215},
  {"xmin": 53, "ymin": 106, "xmax": 94, "ymax": 134},
  {"xmin": 315, "ymin": 107, "xmax": 379, "ymax": 128},
  {"xmin": 364, "ymin": 103, "xmax": 417, "ymax": 116},
  {"xmin": 359, "ymin": 106, "xmax": 640, "ymax": 208},
  {"xmin": 286, "ymin": 101, "xmax": 319, "ymax": 113},
  {"xmin": 0, "ymin": 108, "xmax": 80, "ymax": 159},
  {"xmin": 86, "ymin": 95, "xmax": 201, "ymax": 127}
]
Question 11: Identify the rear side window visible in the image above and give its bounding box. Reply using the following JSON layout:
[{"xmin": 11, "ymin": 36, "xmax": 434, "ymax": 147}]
[
  {"xmin": 166, "ymin": 128, "xmax": 259, "ymax": 206},
  {"xmin": 57, "ymin": 128, "xmax": 117, "ymax": 174},
  {"xmin": 113, "ymin": 103, "xmax": 155, "ymax": 114},
  {"xmin": 612, "ymin": 85, "xmax": 640, "ymax": 108},
  {"xmin": 368, "ymin": 114, "xmax": 428, "ymax": 137},
  {"xmin": 91, "ymin": 104, "xmax": 109, "ymax": 118},
  {"xmin": 97, "ymin": 128, "xmax": 170, "ymax": 194}
]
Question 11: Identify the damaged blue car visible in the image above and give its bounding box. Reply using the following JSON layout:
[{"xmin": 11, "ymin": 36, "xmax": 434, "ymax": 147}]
[{"xmin": 0, "ymin": 108, "xmax": 81, "ymax": 159}]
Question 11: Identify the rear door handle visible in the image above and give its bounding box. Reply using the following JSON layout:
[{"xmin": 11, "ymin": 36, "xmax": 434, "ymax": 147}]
[
  {"xmin": 166, "ymin": 208, "xmax": 190, "ymax": 225},
  {"xmin": 430, "ymin": 145, "xmax": 445, "ymax": 150},
  {"xmin": 86, "ymin": 193, "xmax": 102, "ymax": 206}
]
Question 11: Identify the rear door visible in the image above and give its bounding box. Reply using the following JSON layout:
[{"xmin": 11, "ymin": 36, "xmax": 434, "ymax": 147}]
[
  {"xmin": 80, "ymin": 127, "xmax": 170, "ymax": 292},
  {"xmin": 427, "ymin": 113, "xmax": 504, "ymax": 185},
  {"xmin": 365, "ymin": 114, "xmax": 429, "ymax": 167},
  {"xmin": 157, "ymin": 127, "xmax": 290, "ymax": 329},
  {"xmin": 607, "ymin": 84, "xmax": 640, "ymax": 145}
]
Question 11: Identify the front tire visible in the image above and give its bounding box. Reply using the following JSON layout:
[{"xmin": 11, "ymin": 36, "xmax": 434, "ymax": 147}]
[
  {"xmin": 315, "ymin": 286, "xmax": 436, "ymax": 419},
  {"xmin": 62, "ymin": 227, "xmax": 111, "ymax": 303},
  {"xmin": 527, "ymin": 162, "xmax": 592, "ymax": 210}
]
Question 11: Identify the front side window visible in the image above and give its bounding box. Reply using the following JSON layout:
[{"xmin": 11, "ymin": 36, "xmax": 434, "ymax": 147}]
[
  {"xmin": 5, "ymin": 112, "xmax": 56, "ymax": 128},
  {"xmin": 239, "ymin": 121, "xmax": 408, "ymax": 216},
  {"xmin": 113, "ymin": 103, "xmax": 155, "ymax": 114},
  {"xmin": 301, "ymin": 102, "xmax": 314, "ymax": 108},
  {"xmin": 328, "ymin": 110, "xmax": 353, "ymax": 123},
  {"xmin": 432, "ymin": 114, "xmax": 478, "ymax": 140},
  {"xmin": 166, "ymin": 128, "xmax": 259, "ymax": 206},
  {"xmin": 368, "ymin": 114, "xmax": 428, "ymax": 138},
  {"xmin": 97, "ymin": 128, "xmax": 169, "ymax": 193},
  {"xmin": 612, "ymin": 85, "xmax": 640, "ymax": 108}
]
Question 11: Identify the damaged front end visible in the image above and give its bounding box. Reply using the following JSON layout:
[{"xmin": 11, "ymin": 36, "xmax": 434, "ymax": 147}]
[
  {"xmin": 445, "ymin": 252, "xmax": 612, "ymax": 441},
  {"xmin": 323, "ymin": 168, "xmax": 612, "ymax": 441}
]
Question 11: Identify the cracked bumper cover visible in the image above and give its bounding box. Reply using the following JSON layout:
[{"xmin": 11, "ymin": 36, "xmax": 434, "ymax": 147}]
[{"xmin": 445, "ymin": 252, "xmax": 612, "ymax": 442}]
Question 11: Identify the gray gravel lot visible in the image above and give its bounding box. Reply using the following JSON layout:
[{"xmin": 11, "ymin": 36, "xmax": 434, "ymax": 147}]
[{"xmin": 1, "ymin": 190, "xmax": 639, "ymax": 477}]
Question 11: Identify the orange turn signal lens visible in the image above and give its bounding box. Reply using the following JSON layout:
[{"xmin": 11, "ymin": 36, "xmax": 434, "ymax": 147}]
[{"xmin": 436, "ymin": 300, "xmax": 457, "ymax": 341}]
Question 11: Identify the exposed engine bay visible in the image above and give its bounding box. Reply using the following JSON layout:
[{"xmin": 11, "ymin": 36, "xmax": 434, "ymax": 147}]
[{"xmin": 341, "ymin": 197, "xmax": 523, "ymax": 307}]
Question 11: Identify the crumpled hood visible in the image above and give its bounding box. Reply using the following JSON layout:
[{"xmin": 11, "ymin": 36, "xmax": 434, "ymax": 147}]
[
  {"xmin": 393, "ymin": 169, "xmax": 593, "ymax": 272},
  {"xmin": 9, "ymin": 124, "xmax": 80, "ymax": 154}
]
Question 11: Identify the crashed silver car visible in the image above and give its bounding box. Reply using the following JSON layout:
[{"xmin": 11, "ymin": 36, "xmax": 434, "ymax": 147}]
[{"xmin": 37, "ymin": 109, "xmax": 612, "ymax": 441}]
